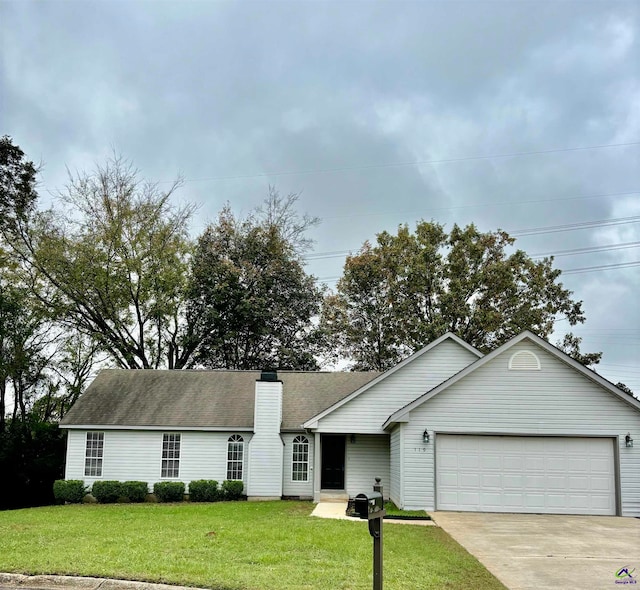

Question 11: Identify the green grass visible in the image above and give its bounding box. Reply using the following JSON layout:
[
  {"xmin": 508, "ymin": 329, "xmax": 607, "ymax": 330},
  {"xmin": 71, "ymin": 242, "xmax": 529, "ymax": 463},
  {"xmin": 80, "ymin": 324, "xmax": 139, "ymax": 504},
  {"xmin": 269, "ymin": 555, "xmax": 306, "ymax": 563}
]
[
  {"xmin": 0, "ymin": 501, "xmax": 506, "ymax": 590},
  {"xmin": 383, "ymin": 501, "xmax": 429, "ymax": 518}
]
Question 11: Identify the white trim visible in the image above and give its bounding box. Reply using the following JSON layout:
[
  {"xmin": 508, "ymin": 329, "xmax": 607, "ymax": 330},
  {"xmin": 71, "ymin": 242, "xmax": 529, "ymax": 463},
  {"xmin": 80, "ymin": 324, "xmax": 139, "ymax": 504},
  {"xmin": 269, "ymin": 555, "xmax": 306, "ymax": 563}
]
[
  {"xmin": 60, "ymin": 424, "xmax": 254, "ymax": 432},
  {"xmin": 226, "ymin": 434, "xmax": 245, "ymax": 481},
  {"xmin": 383, "ymin": 331, "xmax": 640, "ymax": 429},
  {"xmin": 302, "ymin": 333, "xmax": 482, "ymax": 428},
  {"xmin": 84, "ymin": 431, "xmax": 104, "ymax": 478},
  {"xmin": 291, "ymin": 434, "xmax": 310, "ymax": 482},
  {"xmin": 160, "ymin": 432, "xmax": 181, "ymax": 479}
]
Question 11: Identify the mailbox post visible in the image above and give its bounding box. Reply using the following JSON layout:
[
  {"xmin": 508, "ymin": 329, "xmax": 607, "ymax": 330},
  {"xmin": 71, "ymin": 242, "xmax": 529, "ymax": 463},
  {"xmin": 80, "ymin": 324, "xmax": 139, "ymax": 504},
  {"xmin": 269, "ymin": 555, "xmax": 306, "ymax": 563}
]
[{"xmin": 354, "ymin": 477, "xmax": 386, "ymax": 590}]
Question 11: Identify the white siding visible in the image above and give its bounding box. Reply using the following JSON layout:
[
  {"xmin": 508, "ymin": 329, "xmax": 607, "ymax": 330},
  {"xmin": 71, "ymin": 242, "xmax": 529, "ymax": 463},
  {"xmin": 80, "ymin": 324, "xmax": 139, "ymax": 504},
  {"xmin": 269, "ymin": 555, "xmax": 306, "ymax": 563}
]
[
  {"xmin": 317, "ymin": 340, "xmax": 479, "ymax": 433},
  {"xmin": 282, "ymin": 433, "xmax": 314, "ymax": 498},
  {"xmin": 65, "ymin": 429, "xmax": 251, "ymax": 491},
  {"xmin": 389, "ymin": 426, "xmax": 403, "ymax": 507},
  {"xmin": 345, "ymin": 435, "xmax": 390, "ymax": 499},
  {"xmin": 401, "ymin": 341, "xmax": 640, "ymax": 517},
  {"xmin": 247, "ymin": 381, "xmax": 284, "ymax": 497}
]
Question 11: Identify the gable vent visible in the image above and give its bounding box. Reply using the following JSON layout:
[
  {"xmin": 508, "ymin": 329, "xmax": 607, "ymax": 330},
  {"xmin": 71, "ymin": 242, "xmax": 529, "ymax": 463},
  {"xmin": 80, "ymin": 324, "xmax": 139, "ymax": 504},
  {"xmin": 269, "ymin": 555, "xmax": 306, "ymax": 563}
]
[{"xmin": 509, "ymin": 350, "xmax": 541, "ymax": 370}]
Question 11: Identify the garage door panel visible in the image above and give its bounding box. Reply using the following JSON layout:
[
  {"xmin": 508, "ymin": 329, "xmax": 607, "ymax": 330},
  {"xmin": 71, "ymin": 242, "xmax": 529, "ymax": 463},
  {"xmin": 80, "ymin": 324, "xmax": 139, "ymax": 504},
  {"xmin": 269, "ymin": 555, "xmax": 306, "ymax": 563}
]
[
  {"xmin": 503, "ymin": 475, "xmax": 524, "ymax": 488},
  {"xmin": 459, "ymin": 455, "xmax": 478, "ymax": 469},
  {"xmin": 440, "ymin": 473, "xmax": 458, "ymax": 486},
  {"xmin": 525, "ymin": 457, "xmax": 544, "ymax": 470},
  {"xmin": 591, "ymin": 477, "xmax": 613, "ymax": 492},
  {"xmin": 568, "ymin": 476, "xmax": 588, "ymax": 490},
  {"xmin": 460, "ymin": 473, "xmax": 480, "ymax": 487},
  {"xmin": 481, "ymin": 455, "xmax": 502, "ymax": 469},
  {"xmin": 567, "ymin": 458, "xmax": 589, "ymax": 471},
  {"xmin": 436, "ymin": 435, "xmax": 615, "ymax": 516},
  {"xmin": 546, "ymin": 457, "xmax": 567, "ymax": 471}
]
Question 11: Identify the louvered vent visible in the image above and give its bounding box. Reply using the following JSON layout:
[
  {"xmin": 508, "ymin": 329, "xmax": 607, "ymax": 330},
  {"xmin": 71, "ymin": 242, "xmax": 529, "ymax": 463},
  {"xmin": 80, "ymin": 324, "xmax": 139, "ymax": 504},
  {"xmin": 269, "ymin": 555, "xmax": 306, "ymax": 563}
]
[{"xmin": 508, "ymin": 350, "xmax": 541, "ymax": 370}]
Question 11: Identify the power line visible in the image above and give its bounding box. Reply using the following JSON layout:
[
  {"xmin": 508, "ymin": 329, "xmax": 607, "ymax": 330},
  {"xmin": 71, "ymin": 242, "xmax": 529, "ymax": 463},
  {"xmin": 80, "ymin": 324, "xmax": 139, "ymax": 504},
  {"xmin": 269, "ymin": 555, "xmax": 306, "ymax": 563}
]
[
  {"xmin": 510, "ymin": 215, "xmax": 640, "ymax": 236},
  {"xmin": 39, "ymin": 141, "xmax": 640, "ymax": 192},
  {"xmin": 562, "ymin": 260, "xmax": 640, "ymax": 275},
  {"xmin": 324, "ymin": 190, "xmax": 640, "ymax": 222},
  {"xmin": 317, "ymin": 259, "xmax": 640, "ymax": 283},
  {"xmin": 531, "ymin": 241, "xmax": 640, "ymax": 259},
  {"xmin": 165, "ymin": 141, "xmax": 640, "ymax": 183},
  {"xmin": 305, "ymin": 215, "xmax": 640, "ymax": 261}
]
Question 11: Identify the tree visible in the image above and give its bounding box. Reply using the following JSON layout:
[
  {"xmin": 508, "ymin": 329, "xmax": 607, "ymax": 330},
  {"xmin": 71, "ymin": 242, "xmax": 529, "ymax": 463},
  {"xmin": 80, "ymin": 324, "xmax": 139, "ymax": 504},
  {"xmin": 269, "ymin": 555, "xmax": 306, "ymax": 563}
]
[
  {"xmin": 186, "ymin": 190, "xmax": 322, "ymax": 370},
  {"xmin": 0, "ymin": 136, "xmax": 39, "ymax": 231},
  {"xmin": 2, "ymin": 152, "xmax": 196, "ymax": 369},
  {"xmin": 322, "ymin": 221, "xmax": 600, "ymax": 370},
  {"xmin": 556, "ymin": 333, "xmax": 602, "ymax": 368}
]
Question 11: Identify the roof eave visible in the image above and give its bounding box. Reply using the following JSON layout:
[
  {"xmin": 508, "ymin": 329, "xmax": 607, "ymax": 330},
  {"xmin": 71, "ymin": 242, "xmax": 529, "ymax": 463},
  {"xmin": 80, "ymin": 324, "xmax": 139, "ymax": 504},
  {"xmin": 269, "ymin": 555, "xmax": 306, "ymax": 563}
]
[{"xmin": 60, "ymin": 424, "xmax": 255, "ymax": 432}]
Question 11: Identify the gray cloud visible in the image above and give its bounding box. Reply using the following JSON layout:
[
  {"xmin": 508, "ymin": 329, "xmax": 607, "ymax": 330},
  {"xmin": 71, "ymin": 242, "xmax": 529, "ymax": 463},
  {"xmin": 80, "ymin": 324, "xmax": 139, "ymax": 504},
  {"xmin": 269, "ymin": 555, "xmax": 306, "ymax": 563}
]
[{"xmin": 1, "ymin": 0, "xmax": 638, "ymax": 389}]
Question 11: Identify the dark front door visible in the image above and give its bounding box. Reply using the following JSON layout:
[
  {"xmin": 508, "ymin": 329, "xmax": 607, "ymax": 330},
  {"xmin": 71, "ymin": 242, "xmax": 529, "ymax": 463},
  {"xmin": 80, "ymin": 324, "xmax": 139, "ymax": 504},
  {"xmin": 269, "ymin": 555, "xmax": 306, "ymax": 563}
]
[{"xmin": 321, "ymin": 435, "xmax": 345, "ymax": 490}]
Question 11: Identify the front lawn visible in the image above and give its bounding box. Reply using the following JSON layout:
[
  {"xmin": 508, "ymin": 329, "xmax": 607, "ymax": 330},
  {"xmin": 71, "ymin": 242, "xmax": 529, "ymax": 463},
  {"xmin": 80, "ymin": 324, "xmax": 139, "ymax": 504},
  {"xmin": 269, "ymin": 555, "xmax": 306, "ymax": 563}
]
[{"xmin": 0, "ymin": 501, "xmax": 505, "ymax": 590}]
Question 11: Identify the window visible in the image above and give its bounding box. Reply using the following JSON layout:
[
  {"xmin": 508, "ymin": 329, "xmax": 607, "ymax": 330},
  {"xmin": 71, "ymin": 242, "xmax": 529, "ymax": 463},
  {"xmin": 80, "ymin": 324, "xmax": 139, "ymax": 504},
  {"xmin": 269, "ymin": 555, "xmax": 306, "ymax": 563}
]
[
  {"xmin": 227, "ymin": 434, "xmax": 244, "ymax": 480},
  {"xmin": 161, "ymin": 433, "xmax": 181, "ymax": 478},
  {"xmin": 292, "ymin": 435, "xmax": 309, "ymax": 482},
  {"xmin": 84, "ymin": 432, "xmax": 104, "ymax": 477}
]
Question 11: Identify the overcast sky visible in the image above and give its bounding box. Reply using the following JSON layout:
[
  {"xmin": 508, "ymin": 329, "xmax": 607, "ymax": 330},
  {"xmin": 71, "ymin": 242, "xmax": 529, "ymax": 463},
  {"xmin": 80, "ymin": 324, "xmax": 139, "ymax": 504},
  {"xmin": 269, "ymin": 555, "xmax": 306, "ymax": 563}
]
[{"xmin": 1, "ymin": 0, "xmax": 639, "ymax": 390}]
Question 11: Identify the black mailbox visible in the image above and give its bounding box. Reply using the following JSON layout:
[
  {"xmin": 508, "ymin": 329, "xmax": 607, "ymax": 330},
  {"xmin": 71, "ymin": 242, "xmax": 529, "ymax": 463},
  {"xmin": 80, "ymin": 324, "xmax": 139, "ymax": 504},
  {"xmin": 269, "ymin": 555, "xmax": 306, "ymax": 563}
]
[{"xmin": 354, "ymin": 491, "xmax": 383, "ymax": 519}]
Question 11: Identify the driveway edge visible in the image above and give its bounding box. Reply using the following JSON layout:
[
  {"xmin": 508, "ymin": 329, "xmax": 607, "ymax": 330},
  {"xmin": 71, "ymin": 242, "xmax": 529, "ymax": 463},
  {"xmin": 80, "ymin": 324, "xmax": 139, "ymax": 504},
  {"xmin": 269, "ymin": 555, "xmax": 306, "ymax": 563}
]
[{"xmin": 0, "ymin": 574, "xmax": 205, "ymax": 590}]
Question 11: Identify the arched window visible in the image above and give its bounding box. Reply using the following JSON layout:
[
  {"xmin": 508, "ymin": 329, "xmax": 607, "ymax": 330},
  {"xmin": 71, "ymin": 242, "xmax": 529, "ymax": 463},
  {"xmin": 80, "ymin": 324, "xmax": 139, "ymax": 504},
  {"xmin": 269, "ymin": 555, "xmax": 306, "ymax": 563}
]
[
  {"xmin": 227, "ymin": 434, "xmax": 244, "ymax": 480},
  {"xmin": 292, "ymin": 435, "xmax": 309, "ymax": 482}
]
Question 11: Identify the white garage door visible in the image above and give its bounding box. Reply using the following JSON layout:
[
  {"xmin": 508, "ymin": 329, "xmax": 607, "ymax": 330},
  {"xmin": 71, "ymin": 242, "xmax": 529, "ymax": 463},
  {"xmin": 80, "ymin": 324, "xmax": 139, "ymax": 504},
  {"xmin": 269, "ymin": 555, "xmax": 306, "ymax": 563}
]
[{"xmin": 436, "ymin": 435, "xmax": 616, "ymax": 515}]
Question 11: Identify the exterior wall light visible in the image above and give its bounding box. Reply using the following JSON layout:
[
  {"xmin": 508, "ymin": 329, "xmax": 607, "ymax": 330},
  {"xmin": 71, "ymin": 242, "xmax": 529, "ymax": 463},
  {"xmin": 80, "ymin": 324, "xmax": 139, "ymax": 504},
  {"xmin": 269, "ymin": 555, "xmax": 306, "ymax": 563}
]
[
  {"xmin": 423, "ymin": 429, "xmax": 430, "ymax": 443},
  {"xmin": 625, "ymin": 433, "xmax": 633, "ymax": 448},
  {"xmin": 350, "ymin": 434, "xmax": 356, "ymax": 444}
]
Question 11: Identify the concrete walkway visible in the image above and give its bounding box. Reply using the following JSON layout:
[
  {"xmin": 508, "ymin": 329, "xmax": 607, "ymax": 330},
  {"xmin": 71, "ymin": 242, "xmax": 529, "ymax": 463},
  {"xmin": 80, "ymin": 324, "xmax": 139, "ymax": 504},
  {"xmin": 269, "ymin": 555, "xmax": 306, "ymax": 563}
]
[
  {"xmin": 311, "ymin": 502, "xmax": 434, "ymax": 525},
  {"xmin": 432, "ymin": 511, "xmax": 640, "ymax": 590}
]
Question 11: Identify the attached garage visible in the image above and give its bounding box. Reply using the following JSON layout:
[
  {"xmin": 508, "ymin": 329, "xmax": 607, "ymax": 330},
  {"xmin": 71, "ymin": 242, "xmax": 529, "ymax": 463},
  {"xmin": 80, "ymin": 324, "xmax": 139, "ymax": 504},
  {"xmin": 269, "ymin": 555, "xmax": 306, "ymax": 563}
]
[
  {"xmin": 436, "ymin": 434, "xmax": 616, "ymax": 515},
  {"xmin": 383, "ymin": 332, "xmax": 640, "ymax": 517}
]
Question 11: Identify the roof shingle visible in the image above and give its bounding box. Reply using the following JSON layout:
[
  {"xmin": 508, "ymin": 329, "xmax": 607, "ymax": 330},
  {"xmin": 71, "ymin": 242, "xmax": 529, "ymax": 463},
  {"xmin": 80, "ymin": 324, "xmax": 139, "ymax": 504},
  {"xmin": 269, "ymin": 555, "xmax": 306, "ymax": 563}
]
[{"xmin": 60, "ymin": 369, "xmax": 380, "ymax": 430}]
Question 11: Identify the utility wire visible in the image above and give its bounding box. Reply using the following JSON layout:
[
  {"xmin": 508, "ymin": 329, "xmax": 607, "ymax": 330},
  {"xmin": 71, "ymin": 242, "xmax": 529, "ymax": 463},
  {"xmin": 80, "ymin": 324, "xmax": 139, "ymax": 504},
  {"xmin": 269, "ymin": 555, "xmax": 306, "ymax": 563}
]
[
  {"xmin": 531, "ymin": 241, "xmax": 640, "ymax": 259},
  {"xmin": 39, "ymin": 141, "xmax": 640, "ymax": 191},
  {"xmin": 511, "ymin": 215, "xmax": 640, "ymax": 236},
  {"xmin": 304, "ymin": 216, "xmax": 640, "ymax": 261},
  {"xmin": 561, "ymin": 261, "xmax": 640, "ymax": 275},
  {"xmin": 324, "ymin": 190, "xmax": 640, "ymax": 221},
  {"xmin": 163, "ymin": 141, "xmax": 640, "ymax": 183}
]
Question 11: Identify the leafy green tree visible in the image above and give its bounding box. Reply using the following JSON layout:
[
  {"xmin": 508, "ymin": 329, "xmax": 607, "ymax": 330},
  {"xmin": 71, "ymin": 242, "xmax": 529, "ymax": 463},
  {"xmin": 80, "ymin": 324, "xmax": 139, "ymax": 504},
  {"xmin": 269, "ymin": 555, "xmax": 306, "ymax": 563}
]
[
  {"xmin": 555, "ymin": 333, "xmax": 602, "ymax": 368},
  {"xmin": 2, "ymin": 152, "xmax": 196, "ymax": 369},
  {"xmin": 187, "ymin": 191, "xmax": 322, "ymax": 369},
  {"xmin": 322, "ymin": 221, "xmax": 599, "ymax": 370},
  {"xmin": 0, "ymin": 135, "xmax": 39, "ymax": 231}
]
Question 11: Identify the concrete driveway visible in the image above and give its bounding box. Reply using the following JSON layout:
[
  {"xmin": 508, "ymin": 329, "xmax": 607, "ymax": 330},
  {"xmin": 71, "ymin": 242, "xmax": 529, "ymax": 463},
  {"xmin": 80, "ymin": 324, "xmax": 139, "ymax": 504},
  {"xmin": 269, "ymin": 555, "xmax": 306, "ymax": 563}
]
[{"xmin": 432, "ymin": 512, "xmax": 640, "ymax": 590}]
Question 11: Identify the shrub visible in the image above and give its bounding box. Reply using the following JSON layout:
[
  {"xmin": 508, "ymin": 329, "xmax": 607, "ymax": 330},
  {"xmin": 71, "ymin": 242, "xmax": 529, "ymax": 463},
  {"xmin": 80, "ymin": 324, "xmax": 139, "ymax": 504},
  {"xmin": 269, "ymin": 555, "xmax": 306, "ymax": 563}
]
[
  {"xmin": 92, "ymin": 480, "xmax": 123, "ymax": 503},
  {"xmin": 53, "ymin": 480, "xmax": 86, "ymax": 504},
  {"xmin": 189, "ymin": 480, "xmax": 220, "ymax": 502},
  {"xmin": 122, "ymin": 481, "xmax": 148, "ymax": 503},
  {"xmin": 222, "ymin": 479, "xmax": 244, "ymax": 501},
  {"xmin": 154, "ymin": 481, "xmax": 185, "ymax": 502}
]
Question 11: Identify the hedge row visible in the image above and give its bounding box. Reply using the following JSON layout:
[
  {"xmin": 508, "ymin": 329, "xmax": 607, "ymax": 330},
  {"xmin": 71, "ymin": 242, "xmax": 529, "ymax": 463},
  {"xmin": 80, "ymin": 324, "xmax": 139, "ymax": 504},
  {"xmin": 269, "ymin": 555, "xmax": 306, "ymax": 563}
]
[{"xmin": 53, "ymin": 479, "xmax": 244, "ymax": 503}]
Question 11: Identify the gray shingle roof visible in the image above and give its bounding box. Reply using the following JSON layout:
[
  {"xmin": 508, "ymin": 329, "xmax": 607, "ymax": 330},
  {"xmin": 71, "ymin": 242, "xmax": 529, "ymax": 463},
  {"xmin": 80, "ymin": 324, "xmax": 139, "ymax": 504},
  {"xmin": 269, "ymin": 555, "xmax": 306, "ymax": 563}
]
[{"xmin": 60, "ymin": 369, "xmax": 380, "ymax": 430}]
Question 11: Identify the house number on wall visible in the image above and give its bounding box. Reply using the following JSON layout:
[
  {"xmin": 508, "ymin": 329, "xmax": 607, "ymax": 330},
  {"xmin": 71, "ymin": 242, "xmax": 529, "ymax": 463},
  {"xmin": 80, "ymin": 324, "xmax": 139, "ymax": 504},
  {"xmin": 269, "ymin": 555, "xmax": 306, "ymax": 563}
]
[{"xmin": 413, "ymin": 447, "xmax": 427, "ymax": 453}]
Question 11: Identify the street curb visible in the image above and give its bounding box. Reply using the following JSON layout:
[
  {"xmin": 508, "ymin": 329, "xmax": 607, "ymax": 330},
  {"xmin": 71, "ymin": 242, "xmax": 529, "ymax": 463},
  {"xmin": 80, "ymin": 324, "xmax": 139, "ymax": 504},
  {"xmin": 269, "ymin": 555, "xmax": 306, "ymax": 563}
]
[{"xmin": 0, "ymin": 574, "xmax": 205, "ymax": 590}]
